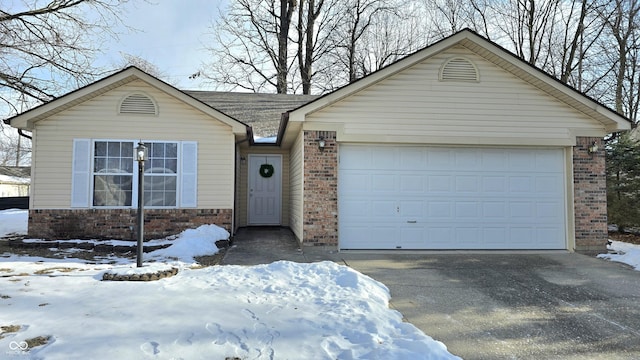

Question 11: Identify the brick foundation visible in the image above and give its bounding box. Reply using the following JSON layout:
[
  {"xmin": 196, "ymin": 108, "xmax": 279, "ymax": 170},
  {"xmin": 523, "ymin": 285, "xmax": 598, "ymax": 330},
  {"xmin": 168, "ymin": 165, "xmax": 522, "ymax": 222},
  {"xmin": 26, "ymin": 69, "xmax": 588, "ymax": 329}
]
[
  {"xmin": 573, "ymin": 137, "xmax": 607, "ymax": 254},
  {"xmin": 302, "ymin": 130, "xmax": 338, "ymax": 246},
  {"xmin": 28, "ymin": 208, "xmax": 232, "ymax": 241}
]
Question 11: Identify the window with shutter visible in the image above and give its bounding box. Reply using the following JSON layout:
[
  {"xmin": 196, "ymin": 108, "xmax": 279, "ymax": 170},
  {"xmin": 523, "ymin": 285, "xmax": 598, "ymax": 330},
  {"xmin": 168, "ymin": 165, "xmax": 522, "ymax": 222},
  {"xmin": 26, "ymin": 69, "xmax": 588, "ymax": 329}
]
[{"xmin": 71, "ymin": 139, "xmax": 197, "ymax": 209}]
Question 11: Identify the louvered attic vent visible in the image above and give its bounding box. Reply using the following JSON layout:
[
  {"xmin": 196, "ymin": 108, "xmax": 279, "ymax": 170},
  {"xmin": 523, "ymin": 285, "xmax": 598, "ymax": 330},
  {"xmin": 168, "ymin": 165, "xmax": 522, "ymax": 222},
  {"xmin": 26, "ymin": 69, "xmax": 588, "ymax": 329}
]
[
  {"xmin": 439, "ymin": 57, "xmax": 479, "ymax": 82},
  {"xmin": 119, "ymin": 93, "xmax": 158, "ymax": 115}
]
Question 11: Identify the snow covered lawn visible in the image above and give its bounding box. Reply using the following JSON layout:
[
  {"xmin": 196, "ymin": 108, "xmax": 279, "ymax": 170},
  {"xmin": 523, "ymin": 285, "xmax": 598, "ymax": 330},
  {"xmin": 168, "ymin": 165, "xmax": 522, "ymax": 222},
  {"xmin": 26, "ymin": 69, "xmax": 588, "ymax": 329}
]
[
  {"xmin": 599, "ymin": 240, "xmax": 640, "ymax": 270},
  {"xmin": 0, "ymin": 210, "xmax": 457, "ymax": 359}
]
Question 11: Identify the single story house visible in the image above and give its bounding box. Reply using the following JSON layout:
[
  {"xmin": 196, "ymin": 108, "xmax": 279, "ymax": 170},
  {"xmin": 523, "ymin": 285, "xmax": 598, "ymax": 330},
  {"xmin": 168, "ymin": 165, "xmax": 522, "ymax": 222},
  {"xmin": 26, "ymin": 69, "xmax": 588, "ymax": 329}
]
[
  {"xmin": 4, "ymin": 29, "xmax": 631, "ymax": 253},
  {"xmin": 0, "ymin": 166, "xmax": 30, "ymax": 197}
]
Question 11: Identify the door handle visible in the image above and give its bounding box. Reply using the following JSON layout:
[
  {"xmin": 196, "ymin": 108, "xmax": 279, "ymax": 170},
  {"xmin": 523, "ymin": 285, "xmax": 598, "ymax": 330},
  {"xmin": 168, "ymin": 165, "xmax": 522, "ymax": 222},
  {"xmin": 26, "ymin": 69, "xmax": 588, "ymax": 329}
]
[{"xmin": 407, "ymin": 220, "xmax": 417, "ymax": 223}]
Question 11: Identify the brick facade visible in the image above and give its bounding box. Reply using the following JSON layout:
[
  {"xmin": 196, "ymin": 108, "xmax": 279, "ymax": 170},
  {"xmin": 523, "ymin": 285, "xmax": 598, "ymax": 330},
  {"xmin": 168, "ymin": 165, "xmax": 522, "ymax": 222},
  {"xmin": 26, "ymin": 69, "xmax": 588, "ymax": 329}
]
[
  {"xmin": 302, "ymin": 130, "xmax": 338, "ymax": 246},
  {"xmin": 28, "ymin": 208, "xmax": 232, "ymax": 241},
  {"xmin": 573, "ymin": 137, "xmax": 607, "ymax": 254}
]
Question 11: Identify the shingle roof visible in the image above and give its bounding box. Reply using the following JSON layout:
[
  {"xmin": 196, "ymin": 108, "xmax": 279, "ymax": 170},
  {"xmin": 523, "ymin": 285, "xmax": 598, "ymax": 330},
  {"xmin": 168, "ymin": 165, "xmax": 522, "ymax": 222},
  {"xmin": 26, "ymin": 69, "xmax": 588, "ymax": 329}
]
[
  {"xmin": 0, "ymin": 166, "xmax": 30, "ymax": 178},
  {"xmin": 185, "ymin": 91, "xmax": 319, "ymax": 138}
]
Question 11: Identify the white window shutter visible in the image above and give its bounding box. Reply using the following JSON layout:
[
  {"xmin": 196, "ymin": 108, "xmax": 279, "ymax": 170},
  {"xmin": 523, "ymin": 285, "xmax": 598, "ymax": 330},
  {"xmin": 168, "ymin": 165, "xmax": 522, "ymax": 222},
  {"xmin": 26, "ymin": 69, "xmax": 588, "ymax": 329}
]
[
  {"xmin": 180, "ymin": 141, "xmax": 198, "ymax": 207},
  {"xmin": 71, "ymin": 139, "xmax": 91, "ymax": 207}
]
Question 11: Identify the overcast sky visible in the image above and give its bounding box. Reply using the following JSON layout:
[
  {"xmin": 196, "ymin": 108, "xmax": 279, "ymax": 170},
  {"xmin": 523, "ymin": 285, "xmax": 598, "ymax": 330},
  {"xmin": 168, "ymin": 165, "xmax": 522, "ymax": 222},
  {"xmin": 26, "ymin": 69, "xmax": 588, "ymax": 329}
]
[{"xmin": 96, "ymin": 0, "xmax": 225, "ymax": 90}]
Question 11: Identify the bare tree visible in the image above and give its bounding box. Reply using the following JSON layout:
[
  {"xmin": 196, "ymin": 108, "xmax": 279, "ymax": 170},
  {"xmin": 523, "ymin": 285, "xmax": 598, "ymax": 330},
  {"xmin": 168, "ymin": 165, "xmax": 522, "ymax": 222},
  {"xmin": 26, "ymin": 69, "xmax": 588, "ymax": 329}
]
[
  {"xmin": 201, "ymin": 0, "xmax": 296, "ymax": 94},
  {"xmin": 0, "ymin": 0, "xmax": 128, "ymax": 120},
  {"xmin": 0, "ymin": 128, "xmax": 31, "ymax": 166},
  {"xmin": 296, "ymin": 0, "xmax": 324, "ymax": 94},
  {"xmin": 600, "ymin": 0, "xmax": 640, "ymax": 117},
  {"xmin": 337, "ymin": 0, "xmax": 396, "ymax": 83}
]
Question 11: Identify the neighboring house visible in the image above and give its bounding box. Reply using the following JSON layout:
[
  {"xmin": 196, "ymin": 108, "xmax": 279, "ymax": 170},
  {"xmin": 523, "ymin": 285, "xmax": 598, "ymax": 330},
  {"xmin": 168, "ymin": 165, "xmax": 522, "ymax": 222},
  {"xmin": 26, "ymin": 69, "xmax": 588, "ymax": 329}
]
[
  {"xmin": 4, "ymin": 30, "xmax": 631, "ymax": 252},
  {"xmin": 0, "ymin": 166, "xmax": 30, "ymax": 197}
]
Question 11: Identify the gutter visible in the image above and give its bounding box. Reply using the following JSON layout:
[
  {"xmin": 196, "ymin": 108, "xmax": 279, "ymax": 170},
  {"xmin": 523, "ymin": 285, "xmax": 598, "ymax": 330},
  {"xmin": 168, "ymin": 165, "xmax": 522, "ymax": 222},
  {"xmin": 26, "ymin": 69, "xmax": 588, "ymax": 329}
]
[{"xmin": 18, "ymin": 129, "xmax": 32, "ymax": 140}]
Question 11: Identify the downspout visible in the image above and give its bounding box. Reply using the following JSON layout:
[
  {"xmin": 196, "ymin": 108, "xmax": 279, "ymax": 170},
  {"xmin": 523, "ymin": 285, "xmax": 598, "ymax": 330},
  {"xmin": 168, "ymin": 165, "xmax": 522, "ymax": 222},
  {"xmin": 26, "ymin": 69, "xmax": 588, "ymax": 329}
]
[{"xmin": 18, "ymin": 129, "xmax": 32, "ymax": 140}]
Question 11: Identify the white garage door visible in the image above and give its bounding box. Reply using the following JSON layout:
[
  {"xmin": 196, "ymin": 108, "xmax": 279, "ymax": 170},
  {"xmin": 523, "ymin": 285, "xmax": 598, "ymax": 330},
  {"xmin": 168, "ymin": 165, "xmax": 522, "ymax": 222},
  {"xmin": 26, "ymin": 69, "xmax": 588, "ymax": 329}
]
[{"xmin": 338, "ymin": 145, "xmax": 567, "ymax": 250}]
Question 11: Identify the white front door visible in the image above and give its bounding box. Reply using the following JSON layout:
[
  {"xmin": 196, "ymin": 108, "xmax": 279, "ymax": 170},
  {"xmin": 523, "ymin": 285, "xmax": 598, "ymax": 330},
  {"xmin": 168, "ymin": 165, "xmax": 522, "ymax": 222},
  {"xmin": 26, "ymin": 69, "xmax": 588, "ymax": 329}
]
[{"xmin": 248, "ymin": 155, "xmax": 282, "ymax": 225}]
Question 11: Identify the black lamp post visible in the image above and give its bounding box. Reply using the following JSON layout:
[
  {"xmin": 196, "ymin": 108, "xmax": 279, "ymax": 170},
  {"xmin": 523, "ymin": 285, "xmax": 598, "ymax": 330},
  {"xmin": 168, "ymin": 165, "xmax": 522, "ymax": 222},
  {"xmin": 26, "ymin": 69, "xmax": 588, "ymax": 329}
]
[{"xmin": 136, "ymin": 142, "xmax": 147, "ymax": 267}]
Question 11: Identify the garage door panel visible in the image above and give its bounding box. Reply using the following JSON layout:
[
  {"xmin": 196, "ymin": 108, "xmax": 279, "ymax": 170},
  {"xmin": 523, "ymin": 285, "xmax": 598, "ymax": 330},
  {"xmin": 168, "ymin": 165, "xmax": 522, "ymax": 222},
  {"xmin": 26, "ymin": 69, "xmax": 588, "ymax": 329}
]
[
  {"xmin": 482, "ymin": 202, "xmax": 507, "ymax": 218},
  {"xmin": 338, "ymin": 145, "xmax": 566, "ymax": 250},
  {"xmin": 482, "ymin": 176, "xmax": 507, "ymax": 192},
  {"xmin": 372, "ymin": 148, "xmax": 397, "ymax": 169},
  {"xmin": 400, "ymin": 148, "xmax": 425, "ymax": 169},
  {"xmin": 536, "ymin": 176, "xmax": 563, "ymax": 193},
  {"xmin": 341, "ymin": 200, "xmax": 370, "ymax": 218},
  {"xmin": 509, "ymin": 176, "xmax": 534, "ymax": 192},
  {"xmin": 455, "ymin": 150, "xmax": 481, "ymax": 168},
  {"xmin": 372, "ymin": 174, "xmax": 397, "ymax": 192},
  {"xmin": 399, "ymin": 200, "xmax": 423, "ymax": 217},
  {"xmin": 484, "ymin": 228, "xmax": 507, "ymax": 245},
  {"xmin": 428, "ymin": 175, "xmax": 453, "ymax": 191},
  {"xmin": 455, "ymin": 175, "xmax": 480, "ymax": 192},
  {"xmin": 428, "ymin": 202, "xmax": 453, "ymax": 218},
  {"xmin": 456, "ymin": 227, "xmax": 480, "ymax": 244},
  {"xmin": 340, "ymin": 171, "xmax": 370, "ymax": 193},
  {"xmin": 372, "ymin": 200, "xmax": 397, "ymax": 218},
  {"xmin": 400, "ymin": 175, "xmax": 424, "ymax": 192}
]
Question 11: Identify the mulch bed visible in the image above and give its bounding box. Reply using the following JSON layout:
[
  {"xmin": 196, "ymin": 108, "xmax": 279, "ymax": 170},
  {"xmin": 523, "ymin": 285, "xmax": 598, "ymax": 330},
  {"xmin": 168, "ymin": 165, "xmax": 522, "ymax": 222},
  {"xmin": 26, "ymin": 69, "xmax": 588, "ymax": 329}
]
[
  {"xmin": 0, "ymin": 234, "xmax": 228, "ymax": 266},
  {"xmin": 608, "ymin": 232, "xmax": 640, "ymax": 245}
]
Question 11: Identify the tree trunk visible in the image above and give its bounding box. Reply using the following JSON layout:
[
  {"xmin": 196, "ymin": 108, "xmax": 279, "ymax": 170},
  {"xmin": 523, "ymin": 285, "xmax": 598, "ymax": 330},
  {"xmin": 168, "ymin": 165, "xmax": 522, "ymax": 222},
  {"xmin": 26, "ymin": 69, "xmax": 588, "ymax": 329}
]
[{"xmin": 278, "ymin": 0, "xmax": 296, "ymax": 94}]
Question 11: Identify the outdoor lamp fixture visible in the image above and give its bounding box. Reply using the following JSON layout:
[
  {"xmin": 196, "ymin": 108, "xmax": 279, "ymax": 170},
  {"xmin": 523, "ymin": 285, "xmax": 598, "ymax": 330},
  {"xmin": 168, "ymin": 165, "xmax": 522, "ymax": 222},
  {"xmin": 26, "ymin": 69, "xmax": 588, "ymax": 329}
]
[
  {"xmin": 588, "ymin": 141, "xmax": 599, "ymax": 154},
  {"xmin": 318, "ymin": 136, "xmax": 326, "ymax": 151},
  {"xmin": 136, "ymin": 141, "xmax": 147, "ymax": 267}
]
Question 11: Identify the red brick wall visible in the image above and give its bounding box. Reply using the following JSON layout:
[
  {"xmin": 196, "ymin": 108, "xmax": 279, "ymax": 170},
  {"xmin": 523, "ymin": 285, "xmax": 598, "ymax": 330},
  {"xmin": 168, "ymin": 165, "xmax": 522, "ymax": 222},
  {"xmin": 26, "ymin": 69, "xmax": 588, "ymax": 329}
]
[
  {"xmin": 28, "ymin": 208, "xmax": 232, "ymax": 240},
  {"xmin": 573, "ymin": 137, "xmax": 607, "ymax": 254},
  {"xmin": 303, "ymin": 130, "xmax": 338, "ymax": 246}
]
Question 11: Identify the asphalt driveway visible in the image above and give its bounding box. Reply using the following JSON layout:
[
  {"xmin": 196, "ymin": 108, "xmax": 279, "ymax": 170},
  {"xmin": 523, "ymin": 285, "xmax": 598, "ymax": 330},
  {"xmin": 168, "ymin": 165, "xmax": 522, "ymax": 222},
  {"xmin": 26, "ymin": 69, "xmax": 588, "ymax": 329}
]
[{"xmin": 224, "ymin": 228, "xmax": 640, "ymax": 359}]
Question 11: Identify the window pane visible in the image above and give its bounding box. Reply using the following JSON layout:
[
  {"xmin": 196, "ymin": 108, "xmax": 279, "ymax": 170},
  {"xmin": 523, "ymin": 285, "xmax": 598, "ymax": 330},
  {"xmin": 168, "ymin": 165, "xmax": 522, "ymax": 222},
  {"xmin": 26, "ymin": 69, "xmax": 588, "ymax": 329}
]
[
  {"xmin": 108, "ymin": 142, "xmax": 120, "ymax": 157},
  {"xmin": 94, "ymin": 158, "xmax": 106, "ymax": 172},
  {"xmin": 95, "ymin": 142, "xmax": 107, "ymax": 156},
  {"xmin": 166, "ymin": 159, "xmax": 177, "ymax": 172},
  {"xmin": 152, "ymin": 143, "xmax": 164, "ymax": 157},
  {"xmin": 166, "ymin": 143, "xmax": 177, "ymax": 158},
  {"xmin": 107, "ymin": 158, "xmax": 121, "ymax": 171},
  {"xmin": 93, "ymin": 175, "xmax": 132, "ymax": 206},
  {"xmin": 151, "ymin": 159, "xmax": 164, "ymax": 170},
  {"xmin": 122, "ymin": 160, "xmax": 133, "ymax": 173},
  {"xmin": 165, "ymin": 191, "xmax": 176, "ymax": 206},
  {"xmin": 121, "ymin": 143, "xmax": 133, "ymax": 158}
]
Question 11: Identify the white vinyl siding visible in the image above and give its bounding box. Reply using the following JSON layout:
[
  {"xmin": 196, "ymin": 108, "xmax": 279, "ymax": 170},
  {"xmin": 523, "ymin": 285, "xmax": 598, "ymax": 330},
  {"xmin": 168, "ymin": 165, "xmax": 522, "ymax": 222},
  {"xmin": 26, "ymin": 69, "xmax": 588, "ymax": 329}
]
[
  {"xmin": 288, "ymin": 131, "xmax": 304, "ymax": 241},
  {"xmin": 33, "ymin": 80, "xmax": 233, "ymax": 209},
  {"xmin": 304, "ymin": 46, "xmax": 605, "ymax": 146}
]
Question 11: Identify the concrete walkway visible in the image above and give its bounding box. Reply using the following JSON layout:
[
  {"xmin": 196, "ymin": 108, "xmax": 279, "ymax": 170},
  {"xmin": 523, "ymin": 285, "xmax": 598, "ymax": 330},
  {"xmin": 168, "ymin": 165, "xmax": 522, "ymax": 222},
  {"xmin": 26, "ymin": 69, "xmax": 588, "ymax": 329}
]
[{"xmin": 222, "ymin": 228, "xmax": 640, "ymax": 359}]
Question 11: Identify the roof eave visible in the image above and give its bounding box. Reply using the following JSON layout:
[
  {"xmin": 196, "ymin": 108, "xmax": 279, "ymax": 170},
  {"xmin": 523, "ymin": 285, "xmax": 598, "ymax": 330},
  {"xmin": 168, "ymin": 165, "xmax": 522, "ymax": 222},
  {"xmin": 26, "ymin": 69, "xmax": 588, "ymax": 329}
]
[
  {"xmin": 285, "ymin": 29, "xmax": 631, "ymax": 134},
  {"xmin": 5, "ymin": 66, "xmax": 250, "ymax": 135}
]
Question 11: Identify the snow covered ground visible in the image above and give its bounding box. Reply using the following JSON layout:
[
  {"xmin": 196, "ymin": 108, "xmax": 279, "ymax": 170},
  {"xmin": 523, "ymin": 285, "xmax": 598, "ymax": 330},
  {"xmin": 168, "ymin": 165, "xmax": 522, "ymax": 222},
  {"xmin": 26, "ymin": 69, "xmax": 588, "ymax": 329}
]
[
  {"xmin": 599, "ymin": 240, "xmax": 640, "ymax": 270},
  {"xmin": 0, "ymin": 210, "xmax": 458, "ymax": 359}
]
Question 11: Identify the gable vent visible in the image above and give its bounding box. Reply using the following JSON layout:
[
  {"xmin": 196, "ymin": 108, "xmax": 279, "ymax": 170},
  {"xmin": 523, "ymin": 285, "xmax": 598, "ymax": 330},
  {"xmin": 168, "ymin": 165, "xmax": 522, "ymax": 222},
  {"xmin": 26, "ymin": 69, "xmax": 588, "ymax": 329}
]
[
  {"xmin": 440, "ymin": 57, "xmax": 479, "ymax": 82},
  {"xmin": 119, "ymin": 93, "xmax": 158, "ymax": 115}
]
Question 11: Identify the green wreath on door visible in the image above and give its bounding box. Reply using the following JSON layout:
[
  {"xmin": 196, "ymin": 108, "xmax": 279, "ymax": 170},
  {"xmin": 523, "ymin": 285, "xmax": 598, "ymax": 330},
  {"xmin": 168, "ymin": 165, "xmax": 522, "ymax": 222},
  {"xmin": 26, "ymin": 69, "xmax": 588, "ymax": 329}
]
[{"xmin": 259, "ymin": 163, "xmax": 275, "ymax": 178}]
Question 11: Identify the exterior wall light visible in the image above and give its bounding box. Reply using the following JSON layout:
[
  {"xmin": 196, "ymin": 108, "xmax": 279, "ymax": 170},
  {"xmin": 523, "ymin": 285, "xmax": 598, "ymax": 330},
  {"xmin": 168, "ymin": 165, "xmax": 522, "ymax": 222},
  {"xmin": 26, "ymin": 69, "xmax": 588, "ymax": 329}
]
[
  {"xmin": 318, "ymin": 136, "xmax": 326, "ymax": 151},
  {"xmin": 588, "ymin": 142, "xmax": 599, "ymax": 154},
  {"xmin": 136, "ymin": 141, "xmax": 147, "ymax": 267}
]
